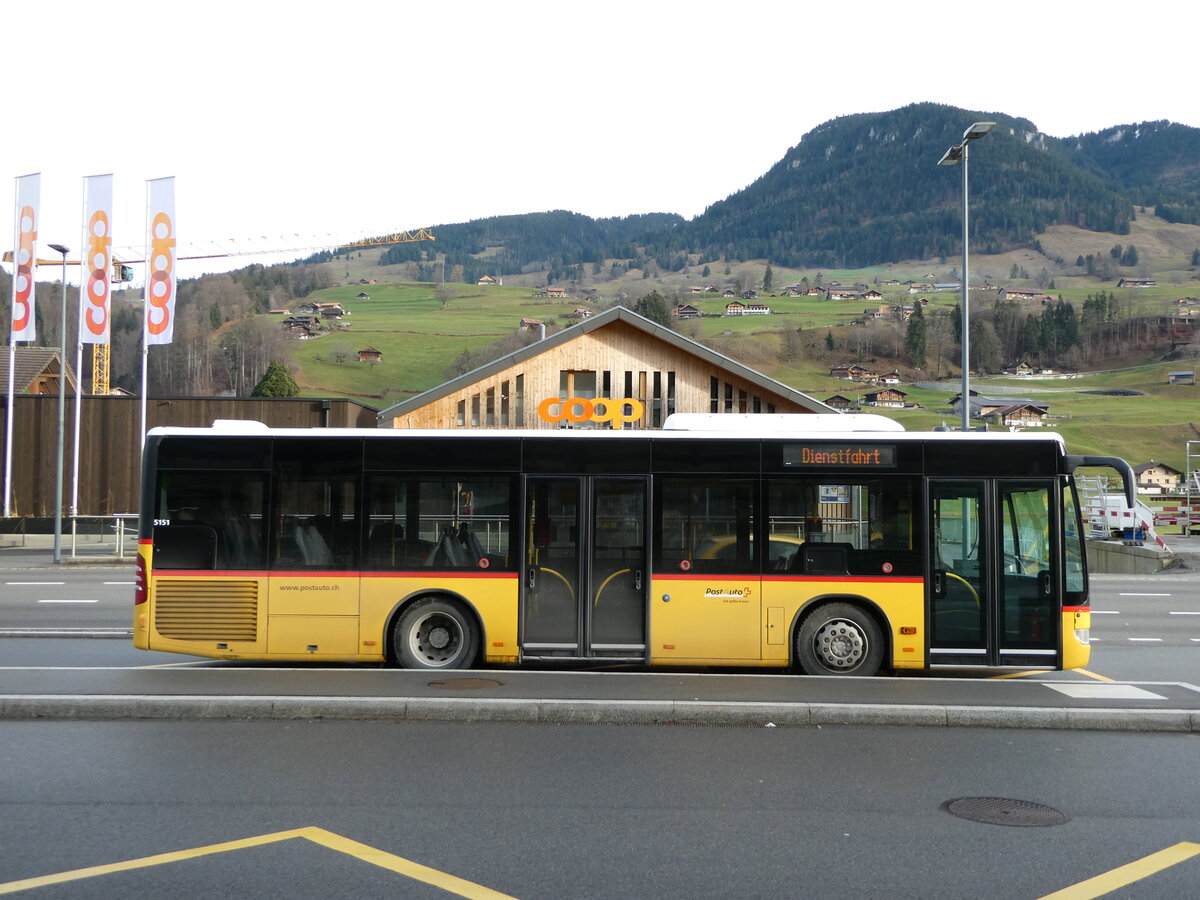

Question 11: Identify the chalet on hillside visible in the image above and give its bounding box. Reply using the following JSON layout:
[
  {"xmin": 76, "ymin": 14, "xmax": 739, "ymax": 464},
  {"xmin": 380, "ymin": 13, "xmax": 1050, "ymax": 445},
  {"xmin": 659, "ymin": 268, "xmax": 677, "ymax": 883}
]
[
  {"xmin": 671, "ymin": 304, "xmax": 701, "ymax": 319},
  {"xmin": 863, "ymin": 388, "xmax": 907, "ymax": 408},
  {"xmin": 828, "ymin": 364, "xmax": 877, "ymax": 382},
  {"xmin": 1133, "ymin": 461, "xmax": 1183, "ymax": 494},
  {"xmin": 1117, "ymin": 278, "xmax": 1155, "ymax": 288},
  {"xmin": 1168, "ymin": 370, "xmax": 1195, "ymax": 385},
  {"xmin": 357, "ymin": 346, "xmax": 383, "ymax": 364},
  {"xmin": 477, "ymin": 275, "xmax": 501, "ymax": 286},
  {"xmin": 823, "ymin": 394, "xmax": 855, "ymax": 410},
  {"xmin": 986, "ymin": 403, "xmax": 1048, "ymax": 428},
  {"xmin": 356, "ymin": 292, "xmax": 370, "ymax": 301},
  {"xmin": 999, "ymin": 288, "xmax": 1046, "ymax": 302}
]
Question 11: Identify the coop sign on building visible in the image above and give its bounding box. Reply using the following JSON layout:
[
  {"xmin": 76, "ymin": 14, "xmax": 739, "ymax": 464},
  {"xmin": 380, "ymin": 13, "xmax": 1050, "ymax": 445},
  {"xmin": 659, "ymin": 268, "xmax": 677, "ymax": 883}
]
[{"xmin": 537, "ymin": 397, "xmax": 645, "ymax": 429}]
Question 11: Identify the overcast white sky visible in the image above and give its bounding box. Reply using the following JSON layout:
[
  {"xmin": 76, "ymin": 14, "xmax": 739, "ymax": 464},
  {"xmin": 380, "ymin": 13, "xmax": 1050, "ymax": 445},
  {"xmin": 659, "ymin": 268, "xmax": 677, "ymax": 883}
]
[{"xmin": 6, "ymin": 0, "xmax": 1198, "ymax": 280}]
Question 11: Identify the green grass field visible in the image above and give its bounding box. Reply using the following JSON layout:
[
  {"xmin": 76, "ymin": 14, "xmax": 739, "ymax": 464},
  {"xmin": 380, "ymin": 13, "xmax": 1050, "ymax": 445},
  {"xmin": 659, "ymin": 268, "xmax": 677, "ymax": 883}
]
[{"xmin": 277, "ymin": 267, "xmax": 1199, "ymax": 471}]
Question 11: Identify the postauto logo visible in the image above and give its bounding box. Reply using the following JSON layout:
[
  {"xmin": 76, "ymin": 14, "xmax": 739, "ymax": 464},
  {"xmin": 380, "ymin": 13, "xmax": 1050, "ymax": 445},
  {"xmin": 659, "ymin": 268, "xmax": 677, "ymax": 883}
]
[{"xmin": 537, "ymin": 396, "xmax": 645, "ymax": 429}]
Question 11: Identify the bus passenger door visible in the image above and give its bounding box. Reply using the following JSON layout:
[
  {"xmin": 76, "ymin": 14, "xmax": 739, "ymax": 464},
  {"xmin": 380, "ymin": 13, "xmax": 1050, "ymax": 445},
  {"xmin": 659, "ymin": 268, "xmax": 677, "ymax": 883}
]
[
  {"xmin": 522, "ymin": 477, "xmax": 648, "ymax": 661},
  {"xmin": 928, "ymin": 480, "xmax": 1059, "ymax": 668}
]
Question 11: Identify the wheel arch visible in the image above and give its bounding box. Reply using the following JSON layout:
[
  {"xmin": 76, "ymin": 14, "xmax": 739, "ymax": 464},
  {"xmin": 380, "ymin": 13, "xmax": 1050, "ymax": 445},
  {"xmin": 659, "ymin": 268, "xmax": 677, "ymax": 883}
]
[
  {"xmin": 384, "ymin": 589, "xmax": 485, "ymax": 666},
  {"xmin": 790, "ymin": 593, "xmax": 894, "ymax": 670}
]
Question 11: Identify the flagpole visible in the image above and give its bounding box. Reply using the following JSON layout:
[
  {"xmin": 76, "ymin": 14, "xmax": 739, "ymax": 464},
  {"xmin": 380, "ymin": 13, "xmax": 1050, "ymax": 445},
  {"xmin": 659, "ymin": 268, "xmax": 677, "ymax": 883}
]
[{"xmin": 3, "ymin": 344, "xmax": 14, "ymax": 518}]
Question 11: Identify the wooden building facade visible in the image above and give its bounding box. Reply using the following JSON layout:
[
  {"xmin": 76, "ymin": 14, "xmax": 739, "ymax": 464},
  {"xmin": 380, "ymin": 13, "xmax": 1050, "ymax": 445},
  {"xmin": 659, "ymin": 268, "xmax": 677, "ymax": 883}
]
[
  {"xmin": 378, "ymin": 307, "xmax": 830, "ymax": 430},
  {"xmin": 1, "ymin": 396, "xmax": 377, "ymax": 518}
]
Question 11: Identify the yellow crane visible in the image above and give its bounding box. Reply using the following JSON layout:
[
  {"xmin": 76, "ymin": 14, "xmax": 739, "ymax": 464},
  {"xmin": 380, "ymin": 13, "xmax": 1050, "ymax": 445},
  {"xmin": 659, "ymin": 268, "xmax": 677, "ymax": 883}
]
[{"xmin": 5, "ymin": 229, "xmax": 435, "ymax": 394}]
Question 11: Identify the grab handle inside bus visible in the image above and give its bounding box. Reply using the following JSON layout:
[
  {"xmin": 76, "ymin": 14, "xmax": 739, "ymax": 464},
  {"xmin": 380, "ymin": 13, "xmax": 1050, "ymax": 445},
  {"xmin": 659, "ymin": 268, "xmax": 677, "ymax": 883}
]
[{"xmin": 1065, "ymin": 455, "xmax": 1136, "ymax": 508}]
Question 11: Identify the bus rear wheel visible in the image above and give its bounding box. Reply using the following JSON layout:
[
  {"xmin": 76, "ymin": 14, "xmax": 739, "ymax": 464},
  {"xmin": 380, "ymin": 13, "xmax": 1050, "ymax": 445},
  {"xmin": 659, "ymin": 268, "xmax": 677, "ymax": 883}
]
[
  {"xmin": 795, "ymin": 603, "xmax": 883, "ymax": 676},
  {"xmin": 394, "ymin": 597, "xmax": 479, "ymax": 669}
]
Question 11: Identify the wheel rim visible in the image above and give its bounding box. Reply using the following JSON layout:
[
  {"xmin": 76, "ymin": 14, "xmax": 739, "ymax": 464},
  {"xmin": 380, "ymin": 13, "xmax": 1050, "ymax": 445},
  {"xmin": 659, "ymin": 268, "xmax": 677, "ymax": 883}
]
[
  {"xmin": 812, "ymin": 618, "xmax": 867, "ymax": 671},
  {"xmin": 408, "ymin": 611, "xmax": 463, "ymax": 666}
]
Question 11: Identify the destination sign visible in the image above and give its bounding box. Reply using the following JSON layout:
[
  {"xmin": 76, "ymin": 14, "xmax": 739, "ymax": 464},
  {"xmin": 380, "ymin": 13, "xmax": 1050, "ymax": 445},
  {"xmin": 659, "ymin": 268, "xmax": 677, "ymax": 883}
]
[{"xmin": 783, "ymin": 444, "xmax": 897, "ymax": 468}]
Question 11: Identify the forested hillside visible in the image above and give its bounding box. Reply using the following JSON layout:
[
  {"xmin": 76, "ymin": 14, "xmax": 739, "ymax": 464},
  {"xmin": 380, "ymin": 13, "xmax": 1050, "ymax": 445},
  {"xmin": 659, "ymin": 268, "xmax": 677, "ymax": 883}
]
[{"xmin": 347, "ymin": 103, "xmax": 1200, "ymax": 278}]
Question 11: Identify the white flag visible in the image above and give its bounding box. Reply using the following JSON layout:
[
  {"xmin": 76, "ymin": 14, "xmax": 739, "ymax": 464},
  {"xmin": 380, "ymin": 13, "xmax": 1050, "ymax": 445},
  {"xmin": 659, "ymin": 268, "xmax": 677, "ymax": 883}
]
[
  {"xmin": 9, "ymin": 174, "xmax": 40, "ymax": 342},
  {"xmin": 79, "ymin": 174, "xmax": 113, "ymax": 345},
  {"xmin": 143, "ymin": 176, "xmax": 176, "ymax": 346}
]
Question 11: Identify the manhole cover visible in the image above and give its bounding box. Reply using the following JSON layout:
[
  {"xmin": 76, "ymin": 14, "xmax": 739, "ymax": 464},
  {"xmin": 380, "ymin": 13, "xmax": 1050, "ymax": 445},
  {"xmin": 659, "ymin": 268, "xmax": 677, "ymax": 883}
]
[
  {"xmin": 428, "ymin": 678, "xmax": 502, "ymax": 690},
  {"xmin": 942, "ymin": 797, "xmax": 1068, "ymax": 827}
]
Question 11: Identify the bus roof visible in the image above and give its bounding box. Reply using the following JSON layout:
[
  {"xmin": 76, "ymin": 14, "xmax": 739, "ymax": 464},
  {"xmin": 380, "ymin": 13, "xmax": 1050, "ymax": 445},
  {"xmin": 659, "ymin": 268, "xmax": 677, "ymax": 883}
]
[{"xmin": 147, "ymin": 418, "xmax": 1068, "ymax": 449}]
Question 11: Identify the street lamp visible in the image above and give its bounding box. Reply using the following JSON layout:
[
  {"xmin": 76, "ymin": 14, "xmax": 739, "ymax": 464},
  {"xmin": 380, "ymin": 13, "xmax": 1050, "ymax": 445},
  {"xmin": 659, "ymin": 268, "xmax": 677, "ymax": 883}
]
[
  {"xmin": 47, "ymin": 243, "xmax": 69, "ymax": 564},
  {"xmin": 938, "ymin": 121, "xmax": 994, "ymax": 431}
]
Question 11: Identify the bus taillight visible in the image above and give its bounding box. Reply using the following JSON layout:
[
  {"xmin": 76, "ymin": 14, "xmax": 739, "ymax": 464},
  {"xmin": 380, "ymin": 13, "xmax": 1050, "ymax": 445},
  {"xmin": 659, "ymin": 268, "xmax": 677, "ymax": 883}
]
[{"xmin": 134, "ymin": 554, "xmax": 147, "ymax": 606}]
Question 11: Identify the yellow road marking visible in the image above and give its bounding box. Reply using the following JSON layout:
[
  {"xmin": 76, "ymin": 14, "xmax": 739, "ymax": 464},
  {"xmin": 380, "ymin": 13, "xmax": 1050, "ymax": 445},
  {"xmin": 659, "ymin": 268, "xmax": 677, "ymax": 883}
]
[
  {"xmin": 1075, "ymin": 668, "xmax": 1114, "ymax": 683},
  {"xmin": 0, "ymin": 826, "xmax": 519, "ymax": 898},
  {"xmin": 988, "ymin": 670, "xmax": 1042, "ymax": 680},
  {"xmin": 1038, "ymin": 841, "xmax": 1200, "ymax": 899}
]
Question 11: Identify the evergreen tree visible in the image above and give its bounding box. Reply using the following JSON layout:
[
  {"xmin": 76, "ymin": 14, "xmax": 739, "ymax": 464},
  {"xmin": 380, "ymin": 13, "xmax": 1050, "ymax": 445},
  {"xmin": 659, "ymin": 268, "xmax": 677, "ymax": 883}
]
[
  {"xmin": 1120, "ymin": 244, "xmax": 1138, "ymax": 266},
  {"xmin": 904, "ymin": 303, "xmax": 927, "ymax": 368},
  {"xmin": 251, "ymin": 360, "xmax": 300, "ymax": 397},
  {"xmin": 631, "ymin": 291, "xmax": 671, "ymax": 328},
  {"xmin": 702, "ymin": 264, "xmax": 711, "ymax": 278},
  {"xmin": 825, "ymin": 329, "xmax": 834, "ymax": 351},
  {"xmin": 1192, "ymin": 248, "xmax": 1200, "ymax": 266},
  {"xmin": 763, "ymin": 264, "xmax": 774, "ymax": 293}
]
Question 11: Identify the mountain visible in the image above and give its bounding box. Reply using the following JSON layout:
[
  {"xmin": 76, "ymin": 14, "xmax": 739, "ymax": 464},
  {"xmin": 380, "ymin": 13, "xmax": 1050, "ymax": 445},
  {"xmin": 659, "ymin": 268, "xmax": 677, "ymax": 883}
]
[{"xmin": 352, "ymin": 103, "xmax": 1200, "ymax": 275}]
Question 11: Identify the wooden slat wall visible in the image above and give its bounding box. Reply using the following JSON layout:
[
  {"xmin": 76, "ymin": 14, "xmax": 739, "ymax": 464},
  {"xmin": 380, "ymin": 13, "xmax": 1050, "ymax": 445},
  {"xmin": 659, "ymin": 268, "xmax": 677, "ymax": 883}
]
[
  {"xmin": 0, "ymin": 397, "xmax": 377, "ymax": 517},
  {"xmin": 390, "ymin": 320, "xmax": 813, "ymax": 429}
]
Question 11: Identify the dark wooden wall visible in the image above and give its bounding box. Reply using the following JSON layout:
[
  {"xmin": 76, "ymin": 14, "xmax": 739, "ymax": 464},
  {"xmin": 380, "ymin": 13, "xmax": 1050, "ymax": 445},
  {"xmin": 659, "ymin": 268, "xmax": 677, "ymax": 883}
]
[{"xmin": 1, "ymin": 396, "xmax": 378, "ymax": 517}]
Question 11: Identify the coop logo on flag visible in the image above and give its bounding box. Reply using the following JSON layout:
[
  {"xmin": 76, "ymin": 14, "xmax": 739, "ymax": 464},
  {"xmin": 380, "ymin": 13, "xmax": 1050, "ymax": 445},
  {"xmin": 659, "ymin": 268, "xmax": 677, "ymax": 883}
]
[
  {"xmin": 80, "ymin": 174, "xmax": 113, "ymax": 345},
  {"xmin": 9, "ymin": 174, "xmax": 40, "ymax": 343},
  {"xmin": 144, "ymin": 176, "xmax": 176, "ymax": 346}
]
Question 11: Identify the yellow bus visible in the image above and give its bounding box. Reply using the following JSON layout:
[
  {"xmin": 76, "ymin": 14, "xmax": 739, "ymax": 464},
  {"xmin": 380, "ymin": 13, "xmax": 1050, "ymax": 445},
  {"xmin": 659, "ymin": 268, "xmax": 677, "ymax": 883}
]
[{"xmin": 134, "ymin": 415, "xmax": 1134, "ymax": 676}]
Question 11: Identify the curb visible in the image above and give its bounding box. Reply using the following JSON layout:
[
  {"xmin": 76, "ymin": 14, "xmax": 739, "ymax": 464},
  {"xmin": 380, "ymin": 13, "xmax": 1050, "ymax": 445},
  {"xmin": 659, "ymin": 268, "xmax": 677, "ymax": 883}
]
[{"xmin": 2, "ymin": 695, "xmax": 1197, "ymax": 732}]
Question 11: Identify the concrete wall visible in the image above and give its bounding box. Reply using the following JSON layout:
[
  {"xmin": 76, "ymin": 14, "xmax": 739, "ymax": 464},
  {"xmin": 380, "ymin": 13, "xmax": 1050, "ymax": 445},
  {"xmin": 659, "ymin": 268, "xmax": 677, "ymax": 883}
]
[{"xmin": 1086, "ymin": 540, "xmax": 1176, "ymax": 575}]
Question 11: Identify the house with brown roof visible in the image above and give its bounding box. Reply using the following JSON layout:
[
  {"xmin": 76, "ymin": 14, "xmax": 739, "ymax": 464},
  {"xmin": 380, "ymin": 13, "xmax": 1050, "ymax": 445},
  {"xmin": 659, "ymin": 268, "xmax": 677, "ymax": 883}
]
[
  {"xmin": 863, "ymin": 388, "xmax": 907, "ymax": 408},
  {"xmin": 357, "ymin": 346, "xmax": 383, "ymax": 364},
  {"xmin": 671, "ymin": 304, "xmax": 701, "ymax": 319},
  {"xmin": 0, "ymin": 348, "xmax": 79, "ymax": 395}
]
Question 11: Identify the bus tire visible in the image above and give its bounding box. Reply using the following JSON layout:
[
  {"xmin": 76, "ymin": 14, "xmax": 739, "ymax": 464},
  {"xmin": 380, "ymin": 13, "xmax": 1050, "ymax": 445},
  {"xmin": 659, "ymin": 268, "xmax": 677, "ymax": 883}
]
[
  {"xmin": 795, "ymin": 602, "xmax": 883, "ymax": 676},
  {"xmin": 394, "ymin": 597, "xmax": 479, "ymax": 670}
]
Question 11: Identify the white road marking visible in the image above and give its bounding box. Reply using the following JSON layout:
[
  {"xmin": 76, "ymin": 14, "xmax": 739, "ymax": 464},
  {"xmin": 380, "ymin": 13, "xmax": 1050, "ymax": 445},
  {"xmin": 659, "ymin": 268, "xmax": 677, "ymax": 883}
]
[
  {"xmin": 37, "ymin": 599, "xmax": 99, "ymax": 604},
  {"xmin": 1046, "ymin": 683, "xmax": 1166, "ymax": 700},
  {"xmin": 1168, "ymin": 611, "xmax": 1200, "ymax": 616},
  {"xmin": 1092, "ymin": 610, "xmax": 1120, "ymax": 615},
  {"xmin": 4, "ymin": 581, "xmax": 66, "ymax": 586},
  {"xmin": 103, "ymin": 581, "xmax": 135, "ymax": 586},
  {"xmin": 1119, "ymin": 592, "xmax": 1171, "ymax": 597},
  {"xmin": 1128, "ymin": 637, "xmax": 1163, "ymax": 642}
]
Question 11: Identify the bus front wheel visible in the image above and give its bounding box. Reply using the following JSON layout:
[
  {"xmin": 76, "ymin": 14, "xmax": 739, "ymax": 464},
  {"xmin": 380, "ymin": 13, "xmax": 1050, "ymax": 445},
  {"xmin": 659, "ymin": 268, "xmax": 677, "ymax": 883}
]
[
  {"xmin": 394, "ymin": 597, "xmax": 479, "ymax": 669},
  {"xmin": 795, "ymin": 603, "xmax": 883, "ymax": 676}
]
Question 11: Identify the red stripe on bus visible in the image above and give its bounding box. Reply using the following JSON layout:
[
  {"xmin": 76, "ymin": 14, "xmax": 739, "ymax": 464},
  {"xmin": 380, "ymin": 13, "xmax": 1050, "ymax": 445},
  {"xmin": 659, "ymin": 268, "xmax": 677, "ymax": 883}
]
[
  {"xmin": 1063, "ymin": 605, "xmax": 1090, "ymax": 613},
  {"xmin": 150, "ymin": 569, "xmax": 517, "ymax": 579}
]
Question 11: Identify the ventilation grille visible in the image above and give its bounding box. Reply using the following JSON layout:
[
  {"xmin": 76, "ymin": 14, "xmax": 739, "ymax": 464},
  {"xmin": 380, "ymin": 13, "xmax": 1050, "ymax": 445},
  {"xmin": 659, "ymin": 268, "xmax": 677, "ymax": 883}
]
[{"xmin": 154, "ymin": 580, "xmax": 259, "ymax": 642}]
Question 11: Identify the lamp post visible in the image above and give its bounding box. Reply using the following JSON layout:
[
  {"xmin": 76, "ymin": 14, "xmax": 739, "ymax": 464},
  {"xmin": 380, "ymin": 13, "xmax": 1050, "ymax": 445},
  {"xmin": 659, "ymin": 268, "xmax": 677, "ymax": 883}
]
[
  {"xmin": 47, "ymin": 243, "xmax": 70, "ymax": 564},
  {"xmin": 938, "ymin": 121, "xmax": 994, "ymax": 431}
]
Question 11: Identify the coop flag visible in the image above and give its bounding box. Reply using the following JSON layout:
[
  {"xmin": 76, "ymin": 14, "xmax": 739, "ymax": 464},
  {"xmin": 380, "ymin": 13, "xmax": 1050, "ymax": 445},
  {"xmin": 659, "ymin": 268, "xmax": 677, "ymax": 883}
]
[
  {"xmin": 9, "ymin": 173, "xmax": 41, "ymax": 342},
  {"xmin": 143, "ymin": 176, "xmax": 176, "ymax": 346},
  {"xmin": 79, "ymin": 174, "xmax": 114, "ymax": 345}
]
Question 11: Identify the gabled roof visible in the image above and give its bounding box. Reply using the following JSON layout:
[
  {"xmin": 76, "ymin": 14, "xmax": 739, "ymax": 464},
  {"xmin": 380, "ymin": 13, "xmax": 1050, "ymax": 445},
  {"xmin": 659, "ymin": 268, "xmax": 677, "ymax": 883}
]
[
  {"xmin": 376, "ymin": 306, "xmax": 834, "ymax": 422},
  {"xmin": 0, "ymin": 348, "xmax": 80, "ymax": 394},
  {"xmin": 1133, "ymin": 461, "xmax": 1182, "ymax": 476}
]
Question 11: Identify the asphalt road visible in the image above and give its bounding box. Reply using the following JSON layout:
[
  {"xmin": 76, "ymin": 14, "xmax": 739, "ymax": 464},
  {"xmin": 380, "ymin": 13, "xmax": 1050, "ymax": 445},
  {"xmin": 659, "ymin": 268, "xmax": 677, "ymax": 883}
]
[{"xmin": 1, "ymin": 720, "xmax": 1197, "ymax": 899}]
